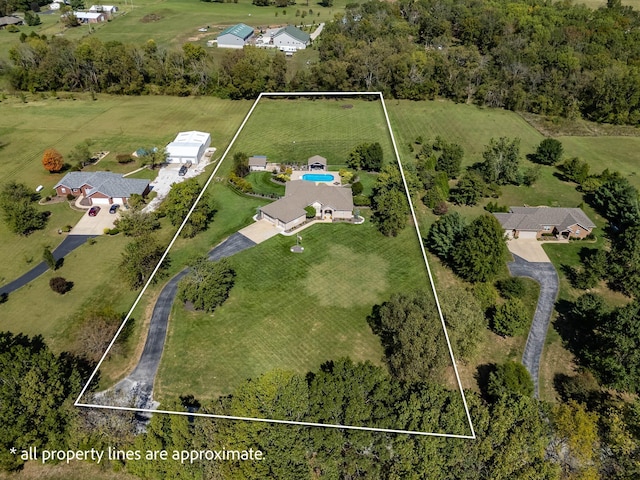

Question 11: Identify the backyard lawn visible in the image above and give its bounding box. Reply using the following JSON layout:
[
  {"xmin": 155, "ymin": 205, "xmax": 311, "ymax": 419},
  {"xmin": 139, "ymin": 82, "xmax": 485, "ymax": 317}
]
[{"xmin": 156, "ymin": 213, "xmax": 440, "ymax": 401}]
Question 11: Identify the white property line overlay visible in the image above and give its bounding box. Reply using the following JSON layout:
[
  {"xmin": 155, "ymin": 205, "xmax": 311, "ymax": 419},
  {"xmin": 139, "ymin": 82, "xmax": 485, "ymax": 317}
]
[{"xmin": 75, "ymin": 91, "xmax": 476, "ymax": 440}]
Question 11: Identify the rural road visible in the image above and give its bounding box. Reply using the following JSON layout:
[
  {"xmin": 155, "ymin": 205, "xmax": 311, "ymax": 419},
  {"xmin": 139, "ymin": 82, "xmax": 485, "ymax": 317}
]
[
  {"xmin": 107, "ymin": 232, "xmax": 257, "ymax": 411},
  {"xmin": 507, "ymin": 253, "xmax": 559, "ymax": 398},
  {"xmin": 0, "ymin": 234, "xmax": 97, "ymax": 297}
]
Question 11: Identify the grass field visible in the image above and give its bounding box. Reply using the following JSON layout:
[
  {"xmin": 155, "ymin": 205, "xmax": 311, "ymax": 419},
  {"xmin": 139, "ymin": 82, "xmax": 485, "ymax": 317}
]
[
  {"xmin": 154, "ymin": 95, "xmax": 450, "ymax": 402},
  {"xmin": 225, "ymin": 97, "xmax": 396, "ymax": 171},
  {"xmin": 0, "ymin": 0, "xmax": 350, "ymax": 63},
  {"xmin": 156, "ymin": 215, "xmax": 438, "ymax": 401},
  {"xmin": 0, "ymin": 95, "xmax": 250, "ymax": 362}
]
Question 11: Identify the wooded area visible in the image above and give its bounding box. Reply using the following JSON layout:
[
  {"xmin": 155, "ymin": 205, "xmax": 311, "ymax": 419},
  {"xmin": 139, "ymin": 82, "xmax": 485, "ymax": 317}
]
[{"xmin": 5, "ymin": 0, "xmax": 640, "ymax": 124}]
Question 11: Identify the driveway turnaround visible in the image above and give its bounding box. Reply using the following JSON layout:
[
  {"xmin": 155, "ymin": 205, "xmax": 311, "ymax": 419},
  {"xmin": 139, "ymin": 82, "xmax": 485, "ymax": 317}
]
[
  {"xmin": 107, "ymin": 232, "xmax": 256, "ymax": 410},
  {"xmin": 0, "ymin": 234, "xmax": 97, "ymax": 297},
  {"xmin": 507, "ymin": 253, "xmax": 559, "ymax": 398}
]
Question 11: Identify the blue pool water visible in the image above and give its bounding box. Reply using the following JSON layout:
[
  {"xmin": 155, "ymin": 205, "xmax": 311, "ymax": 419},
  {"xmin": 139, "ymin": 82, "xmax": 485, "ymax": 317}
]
[{"xmin": 302, "ymin": 173, "xmax": 334, "ymax": 182}]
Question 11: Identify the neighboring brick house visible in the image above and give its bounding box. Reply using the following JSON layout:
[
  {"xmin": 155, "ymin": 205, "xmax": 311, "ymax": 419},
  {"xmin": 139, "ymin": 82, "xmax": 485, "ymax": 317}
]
[
  {"xmin": 258, "ymin": 181, "xmax": 354, "ymax": 231},
  {"xmin": 493, "ymin": 207, "xmax": 596, "ymax": 239},
  {"xmin": 54, "ymin": 171, "xmax": 150, "ymax": 206}
]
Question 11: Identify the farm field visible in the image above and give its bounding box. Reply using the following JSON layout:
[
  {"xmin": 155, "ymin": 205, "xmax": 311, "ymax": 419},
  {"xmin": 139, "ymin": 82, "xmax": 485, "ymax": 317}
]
[{"xmin": 0, "ymin": 0, "xmax": 348, "ymax": 63}]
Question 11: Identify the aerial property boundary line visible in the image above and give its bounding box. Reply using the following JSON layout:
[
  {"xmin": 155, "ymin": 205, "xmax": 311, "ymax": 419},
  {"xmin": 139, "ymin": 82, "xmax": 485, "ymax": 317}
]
[{"xmin": 75, "ymin": 91, "xmax": 476, "ymax": 440}]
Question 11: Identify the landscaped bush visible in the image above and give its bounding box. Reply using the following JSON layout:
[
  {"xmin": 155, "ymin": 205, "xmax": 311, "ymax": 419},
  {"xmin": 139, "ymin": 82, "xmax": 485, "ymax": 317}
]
[
  {"xmin": 66, "ymin": 193, "xmax": 75, "ymax": 201},
  {"xmin": 229, "ymin": 173, "xmax": 253, "ymax": 193},
  {"xmin": 305, "ymin": 206, "xmax": 316, "ymax": 218},
  {"xmin": 496, "ymin": 277, "xmax": 527, "ymax": 299},
  {"xmin": 351, "ymin": 181, "xmax": 363, "ymax": 195},
  {"xmin": 116, "ymin": 153, "xmax": 134, "ymax": 164},
  {"xmin": 353, "ymin": 194, "xmax": 370, "ymax": 206},
  {"xmin": 49, "ymin": 277, "xmax": 72, "ymax": 294},
  {"xmin": 491, "ymin": 299, "xmax": 529, "ymax": 336}
]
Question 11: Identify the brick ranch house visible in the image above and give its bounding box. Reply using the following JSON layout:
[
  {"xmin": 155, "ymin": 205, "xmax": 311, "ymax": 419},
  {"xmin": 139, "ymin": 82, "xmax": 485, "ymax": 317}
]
[
  {"xmin": 493, "ymin": 207, "xmax": 596, "ymax": 239},
  {"xmin": 54, "ymin": 171, "xmax": 151, "ymax": 206},
  {"xmin": 258, "ymin": 181, "xmax": 354, "ymax": 231}
]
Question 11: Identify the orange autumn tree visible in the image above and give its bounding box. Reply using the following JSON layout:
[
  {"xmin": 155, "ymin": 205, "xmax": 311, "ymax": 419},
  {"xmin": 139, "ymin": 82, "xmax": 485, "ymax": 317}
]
[{"xmin": 42, "ymin": 148, "xmax": 64, "ymax": 173}]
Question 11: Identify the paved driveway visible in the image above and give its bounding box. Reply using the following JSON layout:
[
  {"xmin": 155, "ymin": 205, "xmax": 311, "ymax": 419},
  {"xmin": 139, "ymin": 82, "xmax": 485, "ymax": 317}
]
[
  {"xmin": 70, "ymin": 207, "xmax": 117, "ymax": 235},
  {"xmin": 0, "ymin": 234, "xmax": 97, "ymax": 296},
  {"xmin": 507, "ymin": 254, "xmax": 559, "ymax": 398},
  {"xmin": 506, "ymin": 239, "xmax": 551, "ymax": 263},
  {"xmin": 104, "ymin": 232, "xmax": 255, "ymax": 410}
]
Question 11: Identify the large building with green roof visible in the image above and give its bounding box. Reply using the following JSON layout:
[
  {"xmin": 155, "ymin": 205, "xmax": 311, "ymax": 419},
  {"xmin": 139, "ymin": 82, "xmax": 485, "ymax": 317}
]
[
  {"xmin": 273, "ymin": 25, "xmax": 311, "ymax": 52},
  {"xmin": 217, "ymin": 23, "xmax": 255, "ymax": 49}
]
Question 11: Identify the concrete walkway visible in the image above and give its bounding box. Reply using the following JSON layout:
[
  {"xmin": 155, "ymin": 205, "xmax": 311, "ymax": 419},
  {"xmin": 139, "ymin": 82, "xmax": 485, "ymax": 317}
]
[
  {"xmin": 103, "ymin": 232, "xmax": 256, "ymax": 411},
  {"xmin": 0, "ymin": 234, "xmax": 97, "ymax": 297},
  {"xmin": 507, "ymin": 254, "xmax": 559, "ymax": 398}
]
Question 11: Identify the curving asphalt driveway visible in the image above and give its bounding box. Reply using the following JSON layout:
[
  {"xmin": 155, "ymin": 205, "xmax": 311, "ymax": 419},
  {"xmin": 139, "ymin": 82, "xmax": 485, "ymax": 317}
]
[
  {"xmin": 108, "ymin": 232, "xmax": 256, "ymax": 410},
  {"xmin": 0, "ymin": 234, "xmax": 97, "ymax": 297},
  {"xmin": 507, "ymin": 253, "xmax": 559, "ymax": 398}
]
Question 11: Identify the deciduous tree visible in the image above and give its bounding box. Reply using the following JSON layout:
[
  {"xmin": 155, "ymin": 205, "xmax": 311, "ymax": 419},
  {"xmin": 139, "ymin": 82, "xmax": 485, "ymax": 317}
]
[
  {"xmin": 42, "ymin": 148, "xmax": 64, "ymax": 173},
  {"xmin": 119, "ymin": 234, "xmax": 167, "ymax": 289},
  {"xmin": 178, "ymin": 258, "xmax": 236, "ymax": 313},
  {"xmin": 533, "ymin": 138, "xmax": 564, "ymax": 165}
]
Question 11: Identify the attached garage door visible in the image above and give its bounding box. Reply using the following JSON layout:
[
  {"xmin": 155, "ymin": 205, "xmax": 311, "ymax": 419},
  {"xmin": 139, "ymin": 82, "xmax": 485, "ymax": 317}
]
[
  {"xmin": 90, "ymin": 197, "xmax": 111, "ymax": 205},
  {"xmin": 518, "ymin": 231, "xmax": 538, "ymax": 239}
]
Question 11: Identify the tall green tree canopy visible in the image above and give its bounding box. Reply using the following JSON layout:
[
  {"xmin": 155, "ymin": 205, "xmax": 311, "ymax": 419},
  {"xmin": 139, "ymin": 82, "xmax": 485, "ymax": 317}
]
[
  {"xmin": 452, "ymin": 214, "xmax": 508, "ymax": 283},
  {"xmin": 177, "ymin": 257, "xmax": 236, "ymax": 313},
  {"xmin": 478, "ymin": 137, "xmax": 522, "ymax": 185},
  {"xmin": 368, "ymin": 291, "xmax": 447, "ymax": 383},
  {"xmin": 0, "ymin": 181, "xmax": 47, "ymax": 235}
]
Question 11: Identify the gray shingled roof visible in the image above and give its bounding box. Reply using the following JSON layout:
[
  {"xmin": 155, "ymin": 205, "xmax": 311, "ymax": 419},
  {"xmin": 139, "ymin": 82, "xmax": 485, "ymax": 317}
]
[
  {"xmin": 248, "ymin": 155, "xmax": 268, "ymax": 167},
  {"xmin": 494, "ymin": 207, "xmax": 596, "ymax": 232},
  {"xmin": 55, "ymin": 171, "xmax": 149, "ymax": 199},
  {"xmin": 260, "ymin": 181, "xmax": 353, "ymax": 223},
  {"xmin": 308, "ymin": 155, "xmax": 327, "ymax": 167}
]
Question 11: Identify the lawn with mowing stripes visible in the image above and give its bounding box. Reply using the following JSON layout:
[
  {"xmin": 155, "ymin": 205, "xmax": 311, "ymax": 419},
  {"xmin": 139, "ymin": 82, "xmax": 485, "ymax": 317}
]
[
  {"xmin": 224, "ymin": 97, "xmax": 396, "ymax": 171},
  {"xmin": 156, "ymin": 215, "xmax": 439, "ymax": 401}
]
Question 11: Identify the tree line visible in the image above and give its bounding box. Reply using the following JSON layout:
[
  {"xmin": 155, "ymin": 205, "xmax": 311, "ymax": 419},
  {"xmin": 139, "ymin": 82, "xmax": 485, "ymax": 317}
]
[{"xmin": 5, "ymin": 0, "xmax": 640, "ymax": 125}]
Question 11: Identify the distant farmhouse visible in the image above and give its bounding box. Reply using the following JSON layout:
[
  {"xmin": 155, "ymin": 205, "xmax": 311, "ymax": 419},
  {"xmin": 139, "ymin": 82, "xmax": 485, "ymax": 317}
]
[
  {"xmin": 217, "ymin": 23, "xmax": 255, "ymax": 49},
  {"xmin": 54, "ymin": 172, "xmax": 150, "ymax": 206},
  {"xmin": 165, "ymin": 131, "xmax": 211, "ymax": 164},
  {"xmin": 493, "ymin": 207, "xmax": 596, "ymax": 239},
  {"xmin": 0, "ymin": 16, "xmax": 23, "ymax": 28},
  {"xmin": 248, "ymin": 155, "xmax": 268, "ymax": 172},
  {"xmin": 71, "ymin": 11, "xmax": 107, "ymax": 23},
  {"xmin": 89, "ymin": 5, "xmax": 117, "ymax": 14},
  {"xmin": 273, "ymin": 25, "xmax": 310, "ymax": 52},
  {"xmin": 258, "ymin": 181, "xmax": 354, "ymax": 231}
]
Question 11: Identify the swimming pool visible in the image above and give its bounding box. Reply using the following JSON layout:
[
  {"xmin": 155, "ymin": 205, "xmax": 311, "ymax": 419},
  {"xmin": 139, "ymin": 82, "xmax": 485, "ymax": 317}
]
[{"xmin": 302, "ymin": 173, "xmax": 334, "ymax": 182}]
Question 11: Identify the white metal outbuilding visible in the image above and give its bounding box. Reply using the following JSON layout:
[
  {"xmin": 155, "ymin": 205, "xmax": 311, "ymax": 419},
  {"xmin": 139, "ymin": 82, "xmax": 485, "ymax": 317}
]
[{"xmin": 166, "ymin": 131, "xmax": 211, "ymax": 164}]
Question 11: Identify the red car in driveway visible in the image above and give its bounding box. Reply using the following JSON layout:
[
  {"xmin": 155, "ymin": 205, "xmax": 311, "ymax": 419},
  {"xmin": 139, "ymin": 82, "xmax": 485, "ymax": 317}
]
[{"xmin": 88, "ymin": 206, "xmax": 100, "ymax": 216}]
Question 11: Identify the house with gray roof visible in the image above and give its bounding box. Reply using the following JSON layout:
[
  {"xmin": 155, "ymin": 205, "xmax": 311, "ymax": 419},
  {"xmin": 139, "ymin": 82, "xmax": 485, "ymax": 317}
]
[
  {"xmin": 54, "ymin": 171, "xmax": 150, "ymax": 206},
  {"xmin": 308, "ymin": 155, "xmax": 327, "ymax": 170},
  {"xmin": 493, "ymin": 207, "xmax": 596, "ymax": 240},
  {"xmin": 0, "ymin": 16, "xmax": 23, "ymax": 29},
  {"xmin": 248, "ymin": 155, "xmax": 268, "ymax": 172},
  {"xmin": 273, "ymin": 25, "xmax": 310, "ymax": 52},
  {"xmin": 258, "ymin": 181, "xmax": 354, "ymax": 231},
  {"xmin": 217, "ymin": 23, "xmax": 255, "ymax": 49}
]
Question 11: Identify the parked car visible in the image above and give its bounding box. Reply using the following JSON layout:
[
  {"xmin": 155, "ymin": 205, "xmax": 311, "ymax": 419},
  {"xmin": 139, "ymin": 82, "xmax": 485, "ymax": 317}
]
[
  {"xmin": 109, "ymin": 204, "xmax": 119, "ymax": 214},
  {"xmin": 178, "ymin": 165, "xmax": 188, "ymax": 176},
  {"xmin": 88, "ymin": 206, "xmax": 100, "ymax": 216}
]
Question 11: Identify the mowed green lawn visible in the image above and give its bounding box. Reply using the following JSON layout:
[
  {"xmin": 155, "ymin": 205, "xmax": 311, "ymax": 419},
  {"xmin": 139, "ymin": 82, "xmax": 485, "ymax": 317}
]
[
  {"xmin": 156, "ymin": 215, "xmax": 438, "ymax": 401},
  {"xmin": 0, "ymin": 94, "xmax": 251, "ymax": 281},
  {"xmin": 226, "ymin": 97, "xmax": 396, "ymax": 171},
  {"xmin": 0, "ymin": 95, "xmax": 250, "ymax": 358}
]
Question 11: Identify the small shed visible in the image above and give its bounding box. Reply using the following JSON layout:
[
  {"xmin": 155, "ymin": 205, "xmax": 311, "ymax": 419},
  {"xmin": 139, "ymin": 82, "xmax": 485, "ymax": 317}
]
[
  {"xmin": 308, "ymin": 155, "xmax": 327, "ymax": 171},
  {"xmin": 248, "ymin": 155, "xmax": 268, "ymax": 172}
]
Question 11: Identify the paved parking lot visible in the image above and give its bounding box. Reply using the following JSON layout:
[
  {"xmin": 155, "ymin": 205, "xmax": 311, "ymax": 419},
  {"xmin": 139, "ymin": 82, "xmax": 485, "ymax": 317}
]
[{"xmin": 70, "ymin": 207, "xmax": 118, "ymax": 235}]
